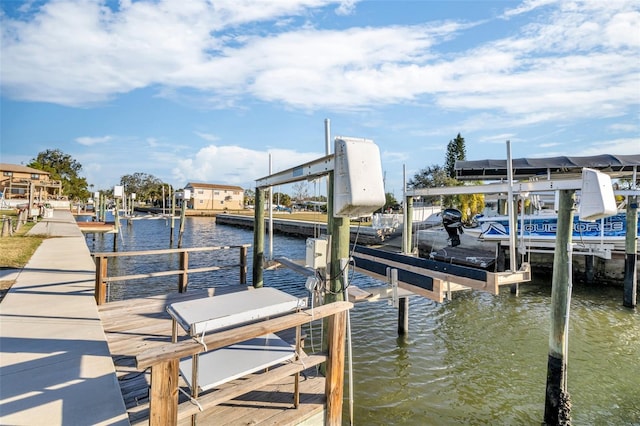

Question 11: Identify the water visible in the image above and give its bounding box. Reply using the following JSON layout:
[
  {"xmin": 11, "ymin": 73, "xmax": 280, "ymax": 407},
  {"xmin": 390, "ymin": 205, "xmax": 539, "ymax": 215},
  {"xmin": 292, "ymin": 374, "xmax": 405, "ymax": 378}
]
[{"xmin": 85, "ymin": 216, "xmax": 640, "ymax": 425}]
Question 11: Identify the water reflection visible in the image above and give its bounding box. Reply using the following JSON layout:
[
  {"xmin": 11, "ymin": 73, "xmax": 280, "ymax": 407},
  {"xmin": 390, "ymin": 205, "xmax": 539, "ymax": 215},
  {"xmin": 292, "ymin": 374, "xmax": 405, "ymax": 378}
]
[{"xmin": 85, "ymin": 216, "xmax": 640, "ymax": 425}]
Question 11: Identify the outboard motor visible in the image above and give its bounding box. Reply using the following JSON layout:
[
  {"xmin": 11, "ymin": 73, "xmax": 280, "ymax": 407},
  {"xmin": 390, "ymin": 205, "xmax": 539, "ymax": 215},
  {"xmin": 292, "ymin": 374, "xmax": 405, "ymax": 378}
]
[{"xmin": 442, "ymin": 208, "xmax": 464, "ymax": 247}]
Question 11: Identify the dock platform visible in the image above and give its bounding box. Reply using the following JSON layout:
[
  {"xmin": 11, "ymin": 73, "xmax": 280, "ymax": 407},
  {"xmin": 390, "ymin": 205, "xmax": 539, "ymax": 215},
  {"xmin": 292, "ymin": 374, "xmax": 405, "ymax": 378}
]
[
  {"xmin": 98, "ymin": 288, "xmax": 326, "ymax": 425},
  {"xmin": 0, "ymin": 210, "xmax": 128, "ymax": 425},
  {"xmin": 1, "ymin": 210, "xmax": 327, "ymax": 425}
]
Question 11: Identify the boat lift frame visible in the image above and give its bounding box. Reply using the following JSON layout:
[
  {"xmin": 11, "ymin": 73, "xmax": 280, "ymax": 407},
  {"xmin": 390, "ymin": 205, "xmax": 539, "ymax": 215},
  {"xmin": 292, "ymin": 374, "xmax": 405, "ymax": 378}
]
[{"xmin": 253, "ymin": 140, "xmax": 533, "ymax": 304}]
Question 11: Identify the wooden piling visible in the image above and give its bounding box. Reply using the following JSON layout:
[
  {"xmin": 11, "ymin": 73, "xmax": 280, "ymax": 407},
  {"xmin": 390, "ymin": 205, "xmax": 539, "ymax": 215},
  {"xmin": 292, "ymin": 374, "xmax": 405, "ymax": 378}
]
[
  {"xmin": 325, "ymin": 310, "xmax": 347, "ymax": 426},
  {"xmin": 544, "ymin": 189, "xmax": 574, "ymax": 425},
  {"xmin": 328, "ymin": 172, "xmax": 349, "ymax": 304},
  {"xmin": 398, "ymin": 297, "xmax": 409, "ymax": 335},
  {"xmin": 253, "ymin": 187, "xmax": 265, "ymax": 288},
  {"xmin": 623, "ymin": 195, "xmax": 637, "ymax": 308},
  {"xmin": 94, "ymin": 256, "xmax": 108, "ymax": 305},
  {"xmin": 239, "ymin": 245, "xmax": 248, "ymax": 285},
  {"xmin": 178, "ymin": 251, "xmax": 189, "ymax": 293},
  {"xmin": 149, "ymin": 359, "xmax": 179, "ymax": 426},
  {"xmin": 585, "ymin": 255, "xmax": 595, "ymax": 285}
]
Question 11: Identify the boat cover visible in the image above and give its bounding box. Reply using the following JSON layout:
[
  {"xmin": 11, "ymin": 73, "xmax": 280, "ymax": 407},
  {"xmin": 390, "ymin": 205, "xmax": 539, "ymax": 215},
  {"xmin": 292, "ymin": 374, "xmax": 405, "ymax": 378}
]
[{"xmin": 455, "ymin": 154, "xmax": 640, "ymax": 180}]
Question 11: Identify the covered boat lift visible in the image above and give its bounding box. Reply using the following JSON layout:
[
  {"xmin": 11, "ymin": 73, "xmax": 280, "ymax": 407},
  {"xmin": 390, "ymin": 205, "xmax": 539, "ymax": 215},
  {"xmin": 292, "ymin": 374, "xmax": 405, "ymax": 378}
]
[{"xmin": 403, "ymin": 151, "xmax": 639, "ymax": 305}]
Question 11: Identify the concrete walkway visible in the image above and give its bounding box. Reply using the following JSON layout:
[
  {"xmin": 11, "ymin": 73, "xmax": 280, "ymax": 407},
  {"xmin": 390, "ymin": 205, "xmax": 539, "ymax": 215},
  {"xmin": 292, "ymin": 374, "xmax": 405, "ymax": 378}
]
[{"xmin": 0, "ymin": 210, "xmax": 129, "ymax": 425}]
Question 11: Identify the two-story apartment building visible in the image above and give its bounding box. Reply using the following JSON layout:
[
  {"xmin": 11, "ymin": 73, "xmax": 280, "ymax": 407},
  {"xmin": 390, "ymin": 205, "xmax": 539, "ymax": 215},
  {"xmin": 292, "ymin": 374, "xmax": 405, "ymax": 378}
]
[
  {"xmin": 184, "ymin": 182, "xmax": 244, "ymax": 211},
  {"xmin": 0, "ymin": 163, "xmax": 63, "ymax": 202}
]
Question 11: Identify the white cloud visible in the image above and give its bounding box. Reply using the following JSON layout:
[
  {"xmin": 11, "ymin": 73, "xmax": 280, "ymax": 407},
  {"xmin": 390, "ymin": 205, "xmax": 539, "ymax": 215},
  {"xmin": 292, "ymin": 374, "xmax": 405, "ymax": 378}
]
[
  {"xmin": 335, "ymin": 0, "xmax": 357, "ymax": 16},
  {"xmin": 478, "ymin": 133, "xmax": 518, "ymax": 144},
  {"xmin": 76, "ymin": 135, "xmax": 112, "ymax": 146},
  {"xmin": 608, "ymin": 123, "xmax": 639, "ymax": 133},
  {"xmin": 501, "ymin": 0, "xmax": 559, "ymax": 19},
  {"xmin": 571, "ymin": 138, "xmax": 640, "ymax": 156},
  {"xmin": 1, "ymin": 0, "xmax": 638, "ymax": 135},
  {"xmin": 172, "ymin": 144, "xmax": 321, "ymax": 188},
  {"xmin": 194, "ymin": 131, "xmax": 220, "ymax": 142}
]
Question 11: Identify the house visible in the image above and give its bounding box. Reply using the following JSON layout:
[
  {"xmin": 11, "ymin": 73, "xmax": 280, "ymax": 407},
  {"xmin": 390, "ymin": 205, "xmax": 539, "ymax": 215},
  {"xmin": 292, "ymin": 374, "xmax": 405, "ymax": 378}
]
[
  {"xmin": 184, "ymin": 182, "xmax": 244, "ymax": 211},
  {"xmin": 0, "ymin": 163, "xmax": 63, "ymax": 202}
]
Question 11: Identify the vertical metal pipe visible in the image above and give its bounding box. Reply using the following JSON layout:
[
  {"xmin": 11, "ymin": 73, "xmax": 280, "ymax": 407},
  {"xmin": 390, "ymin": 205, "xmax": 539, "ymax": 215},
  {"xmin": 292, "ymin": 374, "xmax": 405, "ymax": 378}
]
[
  {"xmin": 268, "ymin": 154, "xmax": 273, "ymax": 261},
  {"xmin": 325, "ymin": 119, "xmax": 331, "ymax": 155},
  {"xmin": 402, "ymin": 164, "xmax": 408, "ymax": 254},
  {"xmin": 406, "ymin": 196, "xmax": 414, "ymax": 254},
  {"xmin": 325, "ymin": 119, "xmax": 333, "ymax": 232},
  {"xmin": 506, "ymin": 141, "xmax": 517, "ymax": 273}
]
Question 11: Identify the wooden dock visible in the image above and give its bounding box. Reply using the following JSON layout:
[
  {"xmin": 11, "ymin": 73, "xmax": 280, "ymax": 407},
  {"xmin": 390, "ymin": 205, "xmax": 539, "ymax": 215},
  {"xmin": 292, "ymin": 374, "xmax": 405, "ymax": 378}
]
[
  {"xmin": 77, "ymin": 221, "xmax": 116, "ymax": 233},
  {"xmin": 97, "ymin": 287, "xmax": 327, "ymax": 425}
]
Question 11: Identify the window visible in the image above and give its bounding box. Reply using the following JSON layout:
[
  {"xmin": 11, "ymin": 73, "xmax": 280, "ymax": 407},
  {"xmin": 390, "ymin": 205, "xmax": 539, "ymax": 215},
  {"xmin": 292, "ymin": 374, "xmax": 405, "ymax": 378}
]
[
  {"xmin": 198, "ymin": 190, "xmax": 204, "ymax": 195},
  {"xmin": 214, "ymin": 191, "xmax": 220, "ymax": 195},
  {"xmin": 199, "ymin": 199, "xmax": 204, "ymax": 204},
  {"xmin": 3, "ymin": 171, "xmax": 12, "ymax": 177},
  {"xmin": 31, "ymin": 173, "xmax": 40, "ymax": 180}
]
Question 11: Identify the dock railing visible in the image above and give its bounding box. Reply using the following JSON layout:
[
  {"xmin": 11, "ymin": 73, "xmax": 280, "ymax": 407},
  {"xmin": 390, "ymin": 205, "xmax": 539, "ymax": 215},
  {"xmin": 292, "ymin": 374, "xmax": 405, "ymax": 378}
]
[
  {"xmin": 136, "ymin": 300, "xmax": 352, "ymax": 426},
  {"xmin": 93, "ymin": 245, "xmax": 250, "ymax": 305}
]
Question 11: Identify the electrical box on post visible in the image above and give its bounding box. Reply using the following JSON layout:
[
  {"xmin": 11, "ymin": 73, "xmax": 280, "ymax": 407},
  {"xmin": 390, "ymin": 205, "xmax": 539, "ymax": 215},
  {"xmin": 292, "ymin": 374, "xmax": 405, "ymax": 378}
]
[
  {"xmin": 306, "ymin": 238, "xmax": 328, "ymax": 269},
  {"xmin": 579, "ymin": 168, "xmax": 617, "ymax": 221},
  {"xmin": 333, "ymin": 137, "xmax": 386, "ymax": 218}
]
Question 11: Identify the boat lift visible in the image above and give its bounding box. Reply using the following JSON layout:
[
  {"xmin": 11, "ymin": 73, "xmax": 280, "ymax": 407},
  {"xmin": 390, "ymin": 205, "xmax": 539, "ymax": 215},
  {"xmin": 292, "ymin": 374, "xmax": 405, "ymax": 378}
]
[{"xmin": 253, "ymin": 137, "xmax": 534, "ymax": 306}]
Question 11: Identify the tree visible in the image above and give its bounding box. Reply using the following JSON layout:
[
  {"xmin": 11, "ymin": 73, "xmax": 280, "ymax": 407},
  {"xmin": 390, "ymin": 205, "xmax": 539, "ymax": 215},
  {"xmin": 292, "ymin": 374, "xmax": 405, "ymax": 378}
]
[
  {"xmin": 244, "ymin": 188, "xmax": 255, "ymax": 207},
  {"xmin": 271, "ymin": 191, "xmax": 291, "ymax": 207},
  {"xmin": 28, "ymin": 149, "xmax": 89, "ymax": 201},
  {"xmin": 119, "ymin": 173, "xmax": 167, "ymax": 204},
  {"xmin": 407, "ymin": 164, "xmax": 458, "ymax": 205},
  {"xmin": 445, "ymin": 133, "xmax": 466, "ymax": 179},
  {"xmin": 376, "ymin": 192, "xmax": 400, "ymax": 213},
  {"xmin": 291, "ymin": 182, "xmax": 310, "ymax": 202}
]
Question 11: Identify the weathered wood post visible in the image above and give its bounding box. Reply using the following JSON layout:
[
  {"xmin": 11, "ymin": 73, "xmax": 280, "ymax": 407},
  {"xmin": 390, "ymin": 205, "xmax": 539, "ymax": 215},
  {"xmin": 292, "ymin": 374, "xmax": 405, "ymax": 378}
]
[
  {"xmin": 584, "ymin": 255, "xmax": 595, "ymax": 284},
  {"xmin": 178, "ymin": 251, "xmax": 189, "ymax": 293},
  {"xmin": 149, "ymin": 359, "xmax": 179, "ymax": 426},
  {"xmin": 94, "ymin": 255, "xmax": 108, "ymax": 305},
  {"xmin": 1, "ymin": 217, "xmax": 10, "ymax": 237},
  {"xmin": 398, "ymin": 296, "xmax": 409, "ymax": 335},
  {"xmin": 253, "ymin": 187, "xmax": 265, "ymax": 288},
  {"xmin": 623, "ymin": 194, "xmax": 637, "ymax": 308},
  {"xmin": 239, "ymin": 245, "xmax": 248, "ymax": 285},
  {"xmin": 544, "ymin": 189, "xmax": 574, "ymax": 425},
  {"xmin": 325, "ymin": 309, "xmax": 347, "ymax": 426},
  {"xmin": 328, "ymin": 171, "xmax": 349, "ymax": 304}
]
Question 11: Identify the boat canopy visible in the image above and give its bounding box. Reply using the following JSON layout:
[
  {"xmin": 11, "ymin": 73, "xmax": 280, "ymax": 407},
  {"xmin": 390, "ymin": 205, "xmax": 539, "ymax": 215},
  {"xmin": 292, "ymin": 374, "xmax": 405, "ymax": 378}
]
[{"xmin": 455, "ymin": 154, "xmax": 640, "ymax": 181}]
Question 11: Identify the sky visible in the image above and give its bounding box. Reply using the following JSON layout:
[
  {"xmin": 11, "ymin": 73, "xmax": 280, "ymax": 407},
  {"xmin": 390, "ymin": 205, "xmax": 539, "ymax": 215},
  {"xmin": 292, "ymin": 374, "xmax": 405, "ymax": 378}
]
[{"xmin": 1, "ymin": 0, "xmax": 639, "ymax": 199}]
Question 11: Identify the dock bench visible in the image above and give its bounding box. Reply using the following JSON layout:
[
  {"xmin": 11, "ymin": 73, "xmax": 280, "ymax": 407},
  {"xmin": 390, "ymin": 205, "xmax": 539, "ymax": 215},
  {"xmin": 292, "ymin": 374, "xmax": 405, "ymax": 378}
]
[{"xmin": 165, "ymin": 287, "xmax": 308, "ymax": 417}]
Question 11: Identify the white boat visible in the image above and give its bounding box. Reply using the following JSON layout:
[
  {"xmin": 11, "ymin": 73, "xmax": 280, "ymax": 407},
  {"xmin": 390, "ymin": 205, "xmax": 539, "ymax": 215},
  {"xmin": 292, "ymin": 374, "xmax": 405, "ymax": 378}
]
[{"xmin": 463, "ymin": 210, "xmax": 637, "ymax": 258}]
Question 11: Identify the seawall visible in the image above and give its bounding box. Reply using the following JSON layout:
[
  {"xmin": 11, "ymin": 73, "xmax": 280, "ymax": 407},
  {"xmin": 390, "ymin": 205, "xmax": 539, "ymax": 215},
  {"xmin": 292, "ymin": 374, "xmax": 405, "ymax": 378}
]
[{"xmin": 215, "ymin": 213, "xmax": 397, "ymax": 245}]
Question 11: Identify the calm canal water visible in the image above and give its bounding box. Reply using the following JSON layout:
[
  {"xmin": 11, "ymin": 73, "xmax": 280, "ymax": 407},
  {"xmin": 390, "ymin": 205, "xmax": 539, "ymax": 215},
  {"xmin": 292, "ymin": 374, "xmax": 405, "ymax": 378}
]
[{"xmin": 85, "ymin": 215, "xmax": 639, "ymax": 425}]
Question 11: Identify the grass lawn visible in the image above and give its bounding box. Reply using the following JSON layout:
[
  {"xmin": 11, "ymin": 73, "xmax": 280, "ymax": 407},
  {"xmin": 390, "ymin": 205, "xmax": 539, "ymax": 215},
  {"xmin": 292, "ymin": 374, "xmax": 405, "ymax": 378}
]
[{"xmin": 0, "ymin": 209, "xmax": 46, "ymax": 301}]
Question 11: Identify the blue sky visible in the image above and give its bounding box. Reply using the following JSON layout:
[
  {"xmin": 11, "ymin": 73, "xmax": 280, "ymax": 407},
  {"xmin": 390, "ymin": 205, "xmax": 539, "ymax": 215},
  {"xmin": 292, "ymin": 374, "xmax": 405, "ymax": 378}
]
[{"xmin": 1, "ymin": 0, "xmax": 638, "ymax": 198}]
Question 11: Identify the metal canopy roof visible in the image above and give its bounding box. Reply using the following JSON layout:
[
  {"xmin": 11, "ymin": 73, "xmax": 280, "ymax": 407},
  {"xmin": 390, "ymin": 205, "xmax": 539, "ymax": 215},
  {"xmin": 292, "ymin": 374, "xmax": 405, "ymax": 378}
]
[{"xmin": 455, "ymin": 154, "xmax": 640, "ymax": 181}]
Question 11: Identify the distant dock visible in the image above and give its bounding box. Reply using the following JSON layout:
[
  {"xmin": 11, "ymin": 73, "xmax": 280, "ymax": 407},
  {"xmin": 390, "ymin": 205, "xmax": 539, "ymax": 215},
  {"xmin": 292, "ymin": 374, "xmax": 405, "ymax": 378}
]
[{"xmin": 215, "ymin": 213, "xmax": 397, "ymax": 245}]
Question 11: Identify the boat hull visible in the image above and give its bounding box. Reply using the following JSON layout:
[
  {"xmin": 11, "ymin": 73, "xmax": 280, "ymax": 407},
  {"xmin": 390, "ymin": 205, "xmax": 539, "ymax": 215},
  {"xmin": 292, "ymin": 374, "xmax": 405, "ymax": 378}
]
[{"xmin": 475, "ymin": 213, "xmax": 637, "ymax": 251}]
